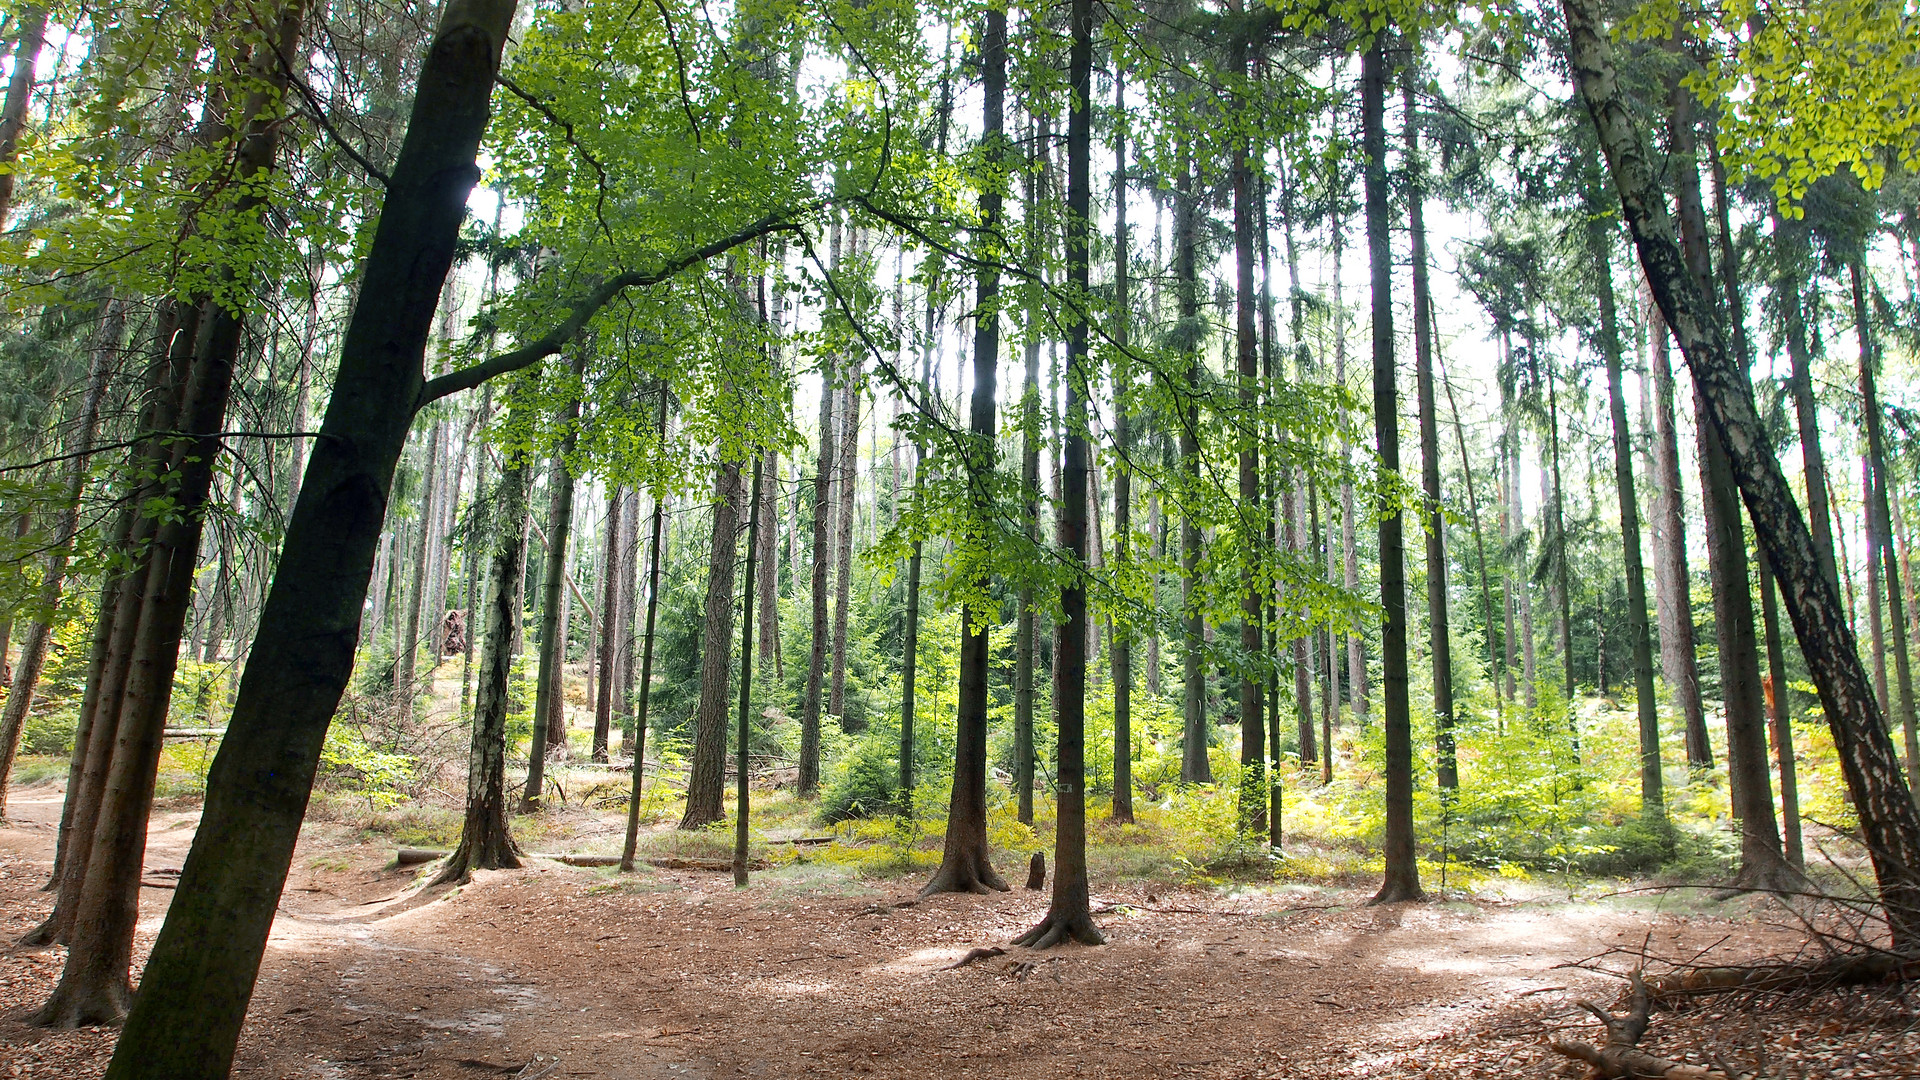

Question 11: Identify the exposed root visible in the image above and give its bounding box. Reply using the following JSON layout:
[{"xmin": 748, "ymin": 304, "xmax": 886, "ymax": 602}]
[
  {"xmin": 1011, "ymin": 909, "xmax": 1106, "ymax": 949},
  {"xmin": 938, "ymin": 946, "xmax": 1005, "ymax": 971},
  {"xmin": 1548, "ymin": 972, "xmax": 1744, "ymax": 1079},
  {"xmin": 919, "ymin": 852, "xmax": 1009, "ymax": 897}
]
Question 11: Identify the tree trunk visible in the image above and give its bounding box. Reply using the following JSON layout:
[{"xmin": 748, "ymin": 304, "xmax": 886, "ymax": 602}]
[
  {"xmin": 524, "ymin": 361, "xmax": 583, "ymax": 808},
  {"xmin": 1108, "ymin": 61, "xmax": 1134, "ymax": 825},
  {"xmin": 1589, "ymin": 194, "xmax": 1664, "ymax": 820},
  {"xmin": 1015, "ymin": 115, "xmax": 1045, "ymax": 824},
  {"xmin": 733, "ymin": 453, "xmax": 764, "ymax": 887},
  {"xmin": 1405, "ymin": 75, "xmax": 1454, "ymax": 790},
  {"xmin": 1774, "ymin": 214, "xmax": 1839, "ymax": 595},
  {"xmin": 622, "ymin": 390, "xmax": 670, "ymax": 871},
  {"xmin": 0, "ymin": 4, "xmax": 48, "ymax": 227},
  {"xmin": 1646, "ymin": 294, "xmax": 1711, "ymax": 765},
  {"xmin": 1563, "ymin": 0, "xmax": 1920, "ymax": 940},
  {"xmin": 829, "ymin": 352, "xmax": 860, "ymax": 727},
  {"xmin": 105, "ymin": 7, "xmax": 523, "ymax": 1069},
  {"xmin": 397, "ymin": 422, "xmax": 442, "ymax": 701},
  {"xmin": 1232, "ymin": 49, "xmax": 1265, "ymax": 830},
  {"xmin": 1364, "ymin": 40, "xmax": 1421, "ymax": 905},
  {"xmin": 799, "ymin": 340, "xmax": 835, "ymax": 794},
  {"xmin": 593, "ymin": 486, "xmax": 624, "ymax": 762},
  {"xmin": 1176, "ymin": 142, "xmax": 1210, "ymax": 785},
  {"xmin": 1853, "ymin": 260, "xmax": 1920, "ymax": 792},
  {"xmin": 1758, "ymin": 548, "xmax": 1803, "ymax": 868},
  {"xmin": 1014, "ymin": 0, "xmax": 1101, "ymax": 947},
  {"xmin": 434, "ymin": 441, "xmax": 529, "ymax": 884},
  {"xmin": 923, "ymin": 5, "xmax": 1010, "ymax": 897},
  {"xmin": 681, "ymin": 461, "xmax": 743, "ymax": 828}
]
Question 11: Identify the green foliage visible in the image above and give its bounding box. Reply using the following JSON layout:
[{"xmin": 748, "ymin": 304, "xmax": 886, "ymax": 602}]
[
  {"xmin": 818, "ymin": 731, "xmax": 900, "ymax": 823},
  {"xmin": 318, "ymin": 723, "xmax": 417, "ymax": 812}
]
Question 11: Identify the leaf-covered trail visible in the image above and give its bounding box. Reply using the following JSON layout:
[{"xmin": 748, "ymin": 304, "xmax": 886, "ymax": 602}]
[{"xmin": 0, "ymin": 787, "xmax": 1813, "ymax": 1078}]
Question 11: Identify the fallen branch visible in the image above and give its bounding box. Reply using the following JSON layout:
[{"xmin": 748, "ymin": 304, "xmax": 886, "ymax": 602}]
[
  {"xmin": 1548, "ymin": 973, "xmax": 1743, "ymax": 1079},
  {"xmin": 1644, "ymin": 951, "xmax": 1916, "ymax": 1001}
]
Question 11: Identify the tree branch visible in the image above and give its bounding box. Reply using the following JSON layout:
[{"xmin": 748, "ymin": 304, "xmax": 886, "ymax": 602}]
[{"xmin": 416, "ymin": 207, "xmax": 817, "ymax": 406}]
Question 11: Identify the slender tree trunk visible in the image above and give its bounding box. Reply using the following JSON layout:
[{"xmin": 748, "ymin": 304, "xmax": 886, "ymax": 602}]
[
  {"xmin": 681, "ymin": 461, "xmax": 743, "ymax": 828},
  {"xmin": 1853, "ymin": 260, "xmax": 1920, "ymax": 792},
  {"xmin": 1231, "ymin": 44, "xmax": 1265, "ymax": 829},
  {"xmin": 1758, "ymin": 547, "xmax": 1804, "ymax": 867},
  {"xmin": 799, "ymin": 346, "xmax": 835, "ymax": 794},
  {"xmin": 1015, "ymin": 118, "xmax": 1044, "ymax": 824},
  {"xmin": 1176, "ymin": 142, "xmax": 1210, "ymax": 785},
  {"xmin": 592, "ymin": 487, "xmax": 624, "ymax": 762},
  {"xmin": 1774, "ymin": 215, "xmax": 1839, "ymax": 594},
  {"xmin": 1108, "ymin": 62, "xmax": 1134, "ymax": 825},
  {"xmin": 1405, "ymin": 75, "xmax": 1454, "ymax": 790},
  {"xmin": 523, "ymin": 359, "xmax": 583, "ymax": 808},
  {"xmin": 1015, "ymin": 0, "xmax": 1101, "ymax": 946},
  {"xmin": 1364, "ymin": 40, "xmax": 1421, "ymax": 904},
  {"xmin": 1646, "ymin": 293, "xmax": 1711, "ymax": 765},
  {"xmin": 733, "ymin": 453, "xmax": 763, "ymax": 887},
  {"xmin": 622, "ymin": 391, "xmax": 670, "ymax": 872},
  {"xmin": 397, "ymin": 424, "xmax": 441, "ymax": 701},
  {"xmin": 923, "ymin": 6, "xmax": 1010, "ymax": 896},
  {"xmin": 1589, "ymin": 190, "xmax": 1664, "ymax": 820},
  {"xmin": 434, "ymin": 439, "xmax": 529, "ymax": 884},
  {"xmin": 829, "ymin": 354, "xmax": 860, "ymax": 727},
  {"xmin": 1335, "ymin": 219, "xmax": 1366, "ymax": 723}
]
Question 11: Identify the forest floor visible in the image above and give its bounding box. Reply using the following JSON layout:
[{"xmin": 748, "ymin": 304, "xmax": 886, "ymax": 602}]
[{"xmin": 4, "ymin": 770, "xmax": 1918, "ymax": 1080}]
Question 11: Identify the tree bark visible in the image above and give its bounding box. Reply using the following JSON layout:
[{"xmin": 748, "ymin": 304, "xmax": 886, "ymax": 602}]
[
  {"xmin": 523, "ymin": 359, "xmax": 584, "ymax": 808},
  {"xmin": 1108, "ymin": 61, "xmax": 1134, "ymax": 825},
  {"xmin": 681, "ymin": 461, "xmax": 743, "ymax": 828},
  {"xmin": 1014, "ymin": 0, "xmax": 1102, "ymax": 947},
  {"xmin": 1364, "ymin": 40, "xmax": 1421, "ymax": 905},
  {"xmin": 1646, "ymin": 292, "xmax": 1711, "ymax": 765},
  {"xmin": 1405, "ymin": 74, "xmax": 1454, "ymax": 791},
  {"xmin": 593, "ymin": 486, "xmax": 624, "ymax": 762},
  {"xmin": 829, "ymin": 349, "xmax": 860, "ymax": 726},
  {"xmin": 0, "ymin": 4, "xmax": 48, "ymax": 227},
  {"xmin": 1232, "ymin": 39, "xmax": 1265, "ymax": 830},
  {"xmin": 622, "ymin": 391, "xmax": 671, "ymax": 872},
  {"xmin": 923, "ymin": 6, "xmax": 1010, "ymax": 897},
  {"xmin": 1175, "ymin": 141, "xmax": 1210, "ymax": 785},
  {"xmin": 799, "ymin": 339, "xmax": 835, "ymax": 795},
  {"xmin": 1758, "ymin": 548, "xmax": 1804, "ymax": 868}
]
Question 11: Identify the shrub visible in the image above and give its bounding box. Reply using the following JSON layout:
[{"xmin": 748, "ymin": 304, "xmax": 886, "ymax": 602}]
[{"xmin": 819, "ymin": 732, "xmax": 898, "ymax": 823}]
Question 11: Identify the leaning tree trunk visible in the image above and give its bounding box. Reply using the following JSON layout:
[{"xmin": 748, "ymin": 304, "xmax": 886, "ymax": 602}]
[
  {"xmin": 1015, "ymin": 0, "xmax": 1102, "ymax": 947},
  {"xmin": 1563, "ymin": 0, "xmax": 1920, "ymax": 942},
  {"xmin": 434, "ymin": 437, "xmax": 531, "ymax": 885},
  {"xmin": 1363, "ymin": 39, "xmax": 1421, "ymax": 905},
  {"xmin": 681, "ymin": 461, "xmax": 743, "ymax": 829},
  {"xmin": 104, "ymin": 7, "xmax": 524, "ymax": 1073},
  {"xmin": 923, "ymin": 4, "xmax": 1010, "ymax": 897}
]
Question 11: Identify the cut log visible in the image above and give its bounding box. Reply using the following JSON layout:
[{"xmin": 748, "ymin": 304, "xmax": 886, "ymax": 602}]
[
  {"xmin": 1645, "ymin": 951, "xmax": 1915, "ymax": 1000},
  {"xmin": 395, "ymin": 848, "xmax": 449, "ymax": 866}
]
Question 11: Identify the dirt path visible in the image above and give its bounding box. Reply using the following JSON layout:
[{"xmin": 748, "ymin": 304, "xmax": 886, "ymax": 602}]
[{"xmin": 0, "ymin": 783, "xmax": 1829, "ymax": 1079}]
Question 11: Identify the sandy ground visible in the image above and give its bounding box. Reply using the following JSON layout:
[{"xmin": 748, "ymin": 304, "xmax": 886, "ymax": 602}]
[{"xmin": 2, "ymin": 775, "xmax": 1911, "ymax": 1079}]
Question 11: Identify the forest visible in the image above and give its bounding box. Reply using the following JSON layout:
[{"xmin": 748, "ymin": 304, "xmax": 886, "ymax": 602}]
[{"xmin": 1, "ymin": 0, "xmax": 1918, "ymax": 1076}]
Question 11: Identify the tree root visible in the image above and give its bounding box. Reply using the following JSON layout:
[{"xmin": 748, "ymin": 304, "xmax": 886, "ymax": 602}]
[
  {"xmin": 938, "ymin": 946, "xmax": 1005, "ymax": 971},
  {"xmin": 1011, "ymin": 909, "xmax": 1106, "ymax": 948},
  {"xmin": 919, "ymin": 852, "xmax": 1009, "ymax": 897},
  {"xmin": 1549, "ymin": 973, "xmax": 1744, "ymax": 1079}
]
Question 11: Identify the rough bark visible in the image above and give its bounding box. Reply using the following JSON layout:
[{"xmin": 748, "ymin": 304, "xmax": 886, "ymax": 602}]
[
  {"xmin": 1175, "ymin": 143, "xmax": 1210, "ymax": 785},
  {"xmin": 593, "ymin": 486, "xmax": 624, "ymax": 762},
  {"xmin": 1758, "ymin": 548, "xmax": 1804, "ymax": 868},
  {"xmin": 681, "ymin": 461, "xmax": 743, "ymax": 829},
  {"xmin": 1108, "ymin": 62, "xmax": 1134, "ymax": 825},
  {"xmin": 799, "ymin": 345, "xmax": 835, "ymax": 795},
  {"xmin": 1563, "ymin": 0, "xmax": 1920, "ymax": 941},
  {"xmin": 523, "ymin": 365, "xmax": 583, "ymax": 808},
  {"xmin": 433, "ymin": 448, "xmax": 529, "ymax": 885},
  {"xmin": 1232, "ymin": 45, "xmax": 1265, "ymax": 830},
  {"xmin": 829, "ymin": 352, "xmax": 860, "ymax": 726},
  {"xmin": 0, "ymin": 4, "xmax": 48, "ymax": 227},
  {"xmin": 621, "ymin": 392, "xmax": 670, "ymax": 872},
  {"xmin": 733, "ymin": 454, "xmax": 763, "ymax": 887}
]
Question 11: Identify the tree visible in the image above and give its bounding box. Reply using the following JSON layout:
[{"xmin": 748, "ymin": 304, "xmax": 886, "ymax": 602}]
[
  {"xmin": 1363, "ymin": 38, "xmax": 1421, "ymax": 905},
  {"xmin": 1562, "ymin": 0, "xmax": 1920, "ymax": 944},
  {"xmin": 1015, "ymin": 0, "xmax": 1101, "ymax": 948},
  {"xmin": 922, "ymin": 4, "xmax": 1010, "ymax": 898}
]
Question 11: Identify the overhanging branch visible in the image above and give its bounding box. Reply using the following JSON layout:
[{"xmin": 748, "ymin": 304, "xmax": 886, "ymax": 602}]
[{"xmin": 417, "ymin": 207, "xmax": 818, "ymax": 406}]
